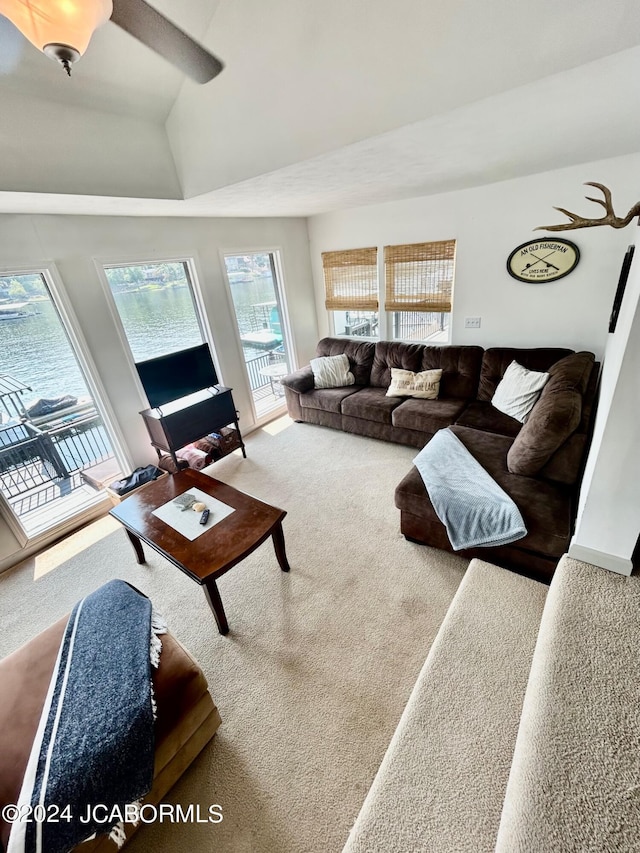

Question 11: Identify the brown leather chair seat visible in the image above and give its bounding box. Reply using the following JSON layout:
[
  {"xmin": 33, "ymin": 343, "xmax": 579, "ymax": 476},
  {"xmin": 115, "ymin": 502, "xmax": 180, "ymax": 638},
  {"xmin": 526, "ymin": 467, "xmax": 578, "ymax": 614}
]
[{"xmin": 0, "ymin": 616, "xmax": 221, "ymax": 852}]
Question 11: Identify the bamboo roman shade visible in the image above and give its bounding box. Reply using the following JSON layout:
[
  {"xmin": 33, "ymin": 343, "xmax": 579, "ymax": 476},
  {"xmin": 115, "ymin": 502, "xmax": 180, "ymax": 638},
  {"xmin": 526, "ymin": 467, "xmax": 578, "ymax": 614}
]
[
  {"xmin": 322, "ymin": 247, "xmax": 378, "ymax": 311},
  {"xmin": 384, "ymin": 240, "xmax": 456, "ymax": 313}
]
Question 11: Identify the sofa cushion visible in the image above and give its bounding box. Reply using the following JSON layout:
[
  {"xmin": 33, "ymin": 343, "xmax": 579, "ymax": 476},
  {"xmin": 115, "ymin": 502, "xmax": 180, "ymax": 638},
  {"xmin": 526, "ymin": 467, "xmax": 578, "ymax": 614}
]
[
  {"xmin": 539, "ymin": 433, "xmax": 588, "ymax": 485},
  {"xmin": 397, "ymin": 425, "xmax": 572, "ymax": 559},
  {"xmin": 577, "ymin": 359, "xmax": 600, "ymax": 434},
  {"xmin": 477, "ymin": 348, "xmax": 574, "ymax": 401},
  {"xmin": 341, "ymin": 386, "xmax": 403, "ymax": 424},
  {"xmin": 310, "ymin": 353, "xmax": 354, "ymax": 388},
  {"xmin": 506, "ymin": 352, "xmax": 595, "ymax": 476},
  {"xmin": 392, "ymin": 397, "xmax": 468, "ymax": 434},
  {"xmin": 450, "ymin": 425, "xmax": 572, "ymax": 557},
  {"xmin": 455, "ymin": 401, "xmax": 522, "ymax": 437},
  {"xmin": 300, "ymin": 386, "xmax": 361, "ymax": 414},
  {"xmin": 386, "ymin": 368, "xmax": 442, "ymax": 399},
  {"xmin": 421, "ymin": 345, "xmax": 484, "ymax": 400},
  {"xmin": 491, "ymin": 361, "xmax": 550, "ymax": 423},
  {"xmin": 544, "ymin": 350, "xmax": 596, "ymax": 395},
  {"xmin": 507, "ymin": 390, "xmax": 581, "ymax": 476},
  {"xmin": 315, "ymin": 337, "xmax": 376, "ymax": 386},
  {"xmin": 369, "ymin": 341, "xmax": 425, "ymax": 387}
]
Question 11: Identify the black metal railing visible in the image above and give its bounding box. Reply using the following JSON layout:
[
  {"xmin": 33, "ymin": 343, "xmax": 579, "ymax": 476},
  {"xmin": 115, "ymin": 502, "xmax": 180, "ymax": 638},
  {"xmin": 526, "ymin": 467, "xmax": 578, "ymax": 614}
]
[
  {"xmin": 48, "ymin": 413, "xmax": 111, "ymax": 472},
  {"xmin": 393, "ymin": 312, "xmax": 449, "ymax": 341},
  {"xmin": 244, "ymin": 351, "xmax": 287, "ymax": 392},
  {"xmin": 0, "ymin": 411, "xmax": 111, "ymax": 500},
  {"xmin": 1, "ymin": 352, "xmax": 288, "ymax": 511},
  {"xmin": 0, "ymin": 446, "xmax": 60, "ymax": 498}
]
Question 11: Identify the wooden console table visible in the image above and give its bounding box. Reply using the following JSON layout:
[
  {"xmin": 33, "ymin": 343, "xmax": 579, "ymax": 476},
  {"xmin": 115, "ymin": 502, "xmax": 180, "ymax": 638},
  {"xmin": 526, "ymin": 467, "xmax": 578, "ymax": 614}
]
[{"xmin": 140, "ymin": 386, "xmax": 246, "ymax": 469}]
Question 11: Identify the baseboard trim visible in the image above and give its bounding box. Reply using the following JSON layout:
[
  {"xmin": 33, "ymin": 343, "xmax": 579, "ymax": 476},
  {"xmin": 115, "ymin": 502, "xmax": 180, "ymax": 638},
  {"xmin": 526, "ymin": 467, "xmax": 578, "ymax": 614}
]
[{"xmin": 567, "ymin": 543, "xmax": 633, "ymax": 576}]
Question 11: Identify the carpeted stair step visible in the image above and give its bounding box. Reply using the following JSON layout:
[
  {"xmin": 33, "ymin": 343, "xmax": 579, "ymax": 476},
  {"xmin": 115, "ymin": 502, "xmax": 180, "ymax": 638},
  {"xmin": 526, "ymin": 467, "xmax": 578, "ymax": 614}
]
[
  {"xmin": 494, "ymin": 555, "xmax": 640, "ymax": 853},
  {"xmin": 342, "ymin": 558, "xmax": 548, "ymax": 853}
]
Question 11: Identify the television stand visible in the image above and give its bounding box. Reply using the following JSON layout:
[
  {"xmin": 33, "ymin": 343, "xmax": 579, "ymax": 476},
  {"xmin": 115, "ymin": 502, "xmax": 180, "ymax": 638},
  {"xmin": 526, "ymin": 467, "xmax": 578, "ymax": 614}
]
[{"xmin": 140, "ymin": 386, "xmax": 246, "ymax": 469}]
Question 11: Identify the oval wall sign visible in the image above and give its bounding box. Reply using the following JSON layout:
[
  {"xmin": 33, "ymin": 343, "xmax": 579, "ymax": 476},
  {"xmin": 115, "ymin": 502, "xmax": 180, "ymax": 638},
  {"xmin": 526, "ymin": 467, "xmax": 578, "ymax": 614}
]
[{"xmin": 507, "ymin": 238, "xmax": 580, "ymax": 283}]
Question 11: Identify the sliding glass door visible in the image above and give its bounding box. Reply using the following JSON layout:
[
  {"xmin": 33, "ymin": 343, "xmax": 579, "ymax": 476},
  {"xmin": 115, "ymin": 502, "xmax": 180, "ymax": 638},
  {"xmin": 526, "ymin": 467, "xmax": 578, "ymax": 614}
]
[
  {"xmin": 223, "ymin": 252, "xmax": 292, "ymax": 419},
  {"xmin": 0, "ymin": 271, "xmax": 117, "ymax": 538}
]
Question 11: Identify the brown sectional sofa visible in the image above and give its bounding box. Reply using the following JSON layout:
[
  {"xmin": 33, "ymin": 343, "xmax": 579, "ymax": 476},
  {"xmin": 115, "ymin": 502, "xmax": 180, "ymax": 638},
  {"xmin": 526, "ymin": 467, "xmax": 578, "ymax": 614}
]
[{"xmin": 281, "ymin": 338, "xmax": 600, "ymax": 581}]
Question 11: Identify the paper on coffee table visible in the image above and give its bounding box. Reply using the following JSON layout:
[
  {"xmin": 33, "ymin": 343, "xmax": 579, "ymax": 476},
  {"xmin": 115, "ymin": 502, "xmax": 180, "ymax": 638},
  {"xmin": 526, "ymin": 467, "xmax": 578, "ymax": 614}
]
[{"xmin": 152, "ymin": 487, "xmax": 235, "ymax": 541}]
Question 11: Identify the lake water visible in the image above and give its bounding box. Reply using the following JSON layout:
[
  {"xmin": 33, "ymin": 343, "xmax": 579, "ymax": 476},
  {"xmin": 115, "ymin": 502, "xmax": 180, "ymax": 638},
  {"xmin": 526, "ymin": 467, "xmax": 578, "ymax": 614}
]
[
  {"xmin": 111, "ymin": 285, "xmax": 203, "ymax": 364},
  {"xmin": 0, "ymin": 288, "xmax": 206, "ymax": 405},
  {"xmin": 0, "ymin": 282, "xmax": 277, "ymax": 408},
  {"xmin": 1, "ymin": 301, "xmax": 90, "ymax": 404}
]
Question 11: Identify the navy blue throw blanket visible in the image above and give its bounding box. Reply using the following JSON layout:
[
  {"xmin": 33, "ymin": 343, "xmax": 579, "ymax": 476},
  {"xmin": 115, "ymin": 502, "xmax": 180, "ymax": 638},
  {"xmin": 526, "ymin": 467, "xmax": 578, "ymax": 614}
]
[{"xmin": 8, "ymin": 580, "xmax": 157, "ymax": 853}]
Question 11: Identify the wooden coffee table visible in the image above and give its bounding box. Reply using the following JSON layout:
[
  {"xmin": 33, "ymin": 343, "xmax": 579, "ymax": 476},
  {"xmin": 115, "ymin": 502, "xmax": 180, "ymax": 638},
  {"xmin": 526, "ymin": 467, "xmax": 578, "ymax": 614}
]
[{"xmin": 109, "ymin": 469, "xmax": 290, "ymax": 635}]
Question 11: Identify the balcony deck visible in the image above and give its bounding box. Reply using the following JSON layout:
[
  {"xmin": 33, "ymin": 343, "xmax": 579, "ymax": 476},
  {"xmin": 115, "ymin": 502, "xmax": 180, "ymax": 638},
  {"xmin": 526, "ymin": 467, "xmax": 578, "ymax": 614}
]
[
  {"xmin": 9, "ymin": 472, "xmax": 109, "ymax": 537},
  {"xmin": 1, "ymin": 356, "xmax": 286, "ymax": 538}
]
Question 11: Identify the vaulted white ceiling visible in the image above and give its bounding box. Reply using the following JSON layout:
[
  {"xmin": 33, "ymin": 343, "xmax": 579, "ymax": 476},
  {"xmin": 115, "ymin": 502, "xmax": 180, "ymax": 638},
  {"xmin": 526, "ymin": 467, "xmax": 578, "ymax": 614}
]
[{"xmin": 0, "ymin": 0, "xmax": 639, "ymax": 216}]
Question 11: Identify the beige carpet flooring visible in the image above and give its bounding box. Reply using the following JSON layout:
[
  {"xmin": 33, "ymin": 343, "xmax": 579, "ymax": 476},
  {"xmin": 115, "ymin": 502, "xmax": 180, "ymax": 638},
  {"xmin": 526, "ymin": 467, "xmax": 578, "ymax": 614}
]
[
  {"xmin": 0, "ymin": 418, "xmax": 468, "ymax": 853},
  {"xmin": 343, "ymin": 559, "xmax": 547, "ymax": 853},
  {"xmin": 495, "ymin": 555, "xmax": 640, "ymax": 853}
]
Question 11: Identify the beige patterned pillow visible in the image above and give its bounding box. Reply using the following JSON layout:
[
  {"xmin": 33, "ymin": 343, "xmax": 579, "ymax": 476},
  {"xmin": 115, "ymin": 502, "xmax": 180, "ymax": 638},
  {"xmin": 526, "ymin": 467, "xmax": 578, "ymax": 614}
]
[
  {"xmin": 386, "ymin": 368, "xmax": 443, "ymax": 399},
  {"xmin": 310, "ymin": 353, "xmax": 355, "ymax": 388}
]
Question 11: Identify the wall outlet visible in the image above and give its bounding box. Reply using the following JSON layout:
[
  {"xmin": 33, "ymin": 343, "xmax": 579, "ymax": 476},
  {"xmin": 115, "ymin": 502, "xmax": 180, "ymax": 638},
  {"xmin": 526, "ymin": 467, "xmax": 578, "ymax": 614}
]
[{"xmin": 464, "ymin": 316, "xmax": 481, "ymax": 329}]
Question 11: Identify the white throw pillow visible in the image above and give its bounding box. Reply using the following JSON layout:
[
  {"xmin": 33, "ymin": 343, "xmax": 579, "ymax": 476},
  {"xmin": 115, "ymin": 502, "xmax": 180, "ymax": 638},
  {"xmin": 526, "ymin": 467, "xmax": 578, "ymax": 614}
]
[
  {"xmin": 310, "ymin": 353, "xmax": 355, "ymax": 389},
  {"xmin": 386, "ymin": 368, "xmax": 443, "ymax": 400},
  {"xmin": 491, "ymin": 361, "xmax": 549, "ymax": 423}
]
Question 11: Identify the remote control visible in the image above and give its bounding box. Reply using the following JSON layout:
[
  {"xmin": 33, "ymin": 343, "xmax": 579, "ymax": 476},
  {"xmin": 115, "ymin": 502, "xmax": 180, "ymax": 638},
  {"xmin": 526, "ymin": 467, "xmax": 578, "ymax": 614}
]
[{"xmin": 199, "ymin": 509, "xmax": 210, "ymax": 525}]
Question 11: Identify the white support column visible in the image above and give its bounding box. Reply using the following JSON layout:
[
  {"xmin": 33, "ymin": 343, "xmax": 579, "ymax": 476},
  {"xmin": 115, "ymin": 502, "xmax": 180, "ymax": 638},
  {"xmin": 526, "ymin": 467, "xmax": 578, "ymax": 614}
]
[{"xmin": 569, "ymin": 232, "xmax": 640, "ymax": 576}]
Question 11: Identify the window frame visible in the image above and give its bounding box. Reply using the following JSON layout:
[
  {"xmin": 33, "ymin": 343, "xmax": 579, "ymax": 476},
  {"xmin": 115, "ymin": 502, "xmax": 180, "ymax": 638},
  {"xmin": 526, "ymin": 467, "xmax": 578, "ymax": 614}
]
[
  {"xmin": 322, "ymin": 246, "xmax": 381, "ymax": 341},
  {"xmin": 322, "ymin": 240, "xmax": 456, "ymax": 345},
  {"xmin": 384, "ymin": 239, "xmax": 456, "ymax": 345},
  {"xmin": 96, "ymin": 254, "xmax": 220, "ymax": 409},
  {"xmin": 0, "ymin": 259, "xmax": 132, "ymax": 543},
  {"xmin": 219, "ymin": 246, "xmax": 297, "ymax": 426}
]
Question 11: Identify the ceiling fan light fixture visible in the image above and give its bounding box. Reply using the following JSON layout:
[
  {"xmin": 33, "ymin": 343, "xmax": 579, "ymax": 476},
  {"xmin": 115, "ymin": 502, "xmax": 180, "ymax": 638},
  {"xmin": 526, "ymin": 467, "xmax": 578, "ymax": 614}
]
[{"xmin": 0, "ymin": 0, "xmax": 113, "ymax": 73}]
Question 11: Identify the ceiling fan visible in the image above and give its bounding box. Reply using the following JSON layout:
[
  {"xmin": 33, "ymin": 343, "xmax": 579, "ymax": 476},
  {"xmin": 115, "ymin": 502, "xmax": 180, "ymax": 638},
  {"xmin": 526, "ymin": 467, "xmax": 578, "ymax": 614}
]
[{"xmin": 0, "ymin": 0, "xmax": 224, "ymax": 82}]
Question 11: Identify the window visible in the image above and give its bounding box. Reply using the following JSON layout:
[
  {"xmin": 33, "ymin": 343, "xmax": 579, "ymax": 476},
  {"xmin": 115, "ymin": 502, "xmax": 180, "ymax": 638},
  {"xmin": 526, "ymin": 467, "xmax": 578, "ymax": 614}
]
[
  {"xmin": 0, "ymin": 270, "xmax": 116, "ymax": 537},
  {"xmin": 322, "ymin": 247, "xmax": 379, "ymax": 338},
  {"xmin": 103, "ymin": 261, "xmax": 203, "ymax": 362},
  {"xmin": 384, "ymin": 240, "xmax": 456, "ymax": 343},
  {"xmin": 223, "ymin": 251, "xmax": 293, "ymax": 419}
]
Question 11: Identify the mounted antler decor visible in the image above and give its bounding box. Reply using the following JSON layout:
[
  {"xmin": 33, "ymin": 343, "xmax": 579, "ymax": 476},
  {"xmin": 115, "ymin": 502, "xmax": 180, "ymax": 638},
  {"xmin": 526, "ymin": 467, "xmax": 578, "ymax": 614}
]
[{"xmin": 535, "ymin": 183, "xmax": 640, "ymax": 232}]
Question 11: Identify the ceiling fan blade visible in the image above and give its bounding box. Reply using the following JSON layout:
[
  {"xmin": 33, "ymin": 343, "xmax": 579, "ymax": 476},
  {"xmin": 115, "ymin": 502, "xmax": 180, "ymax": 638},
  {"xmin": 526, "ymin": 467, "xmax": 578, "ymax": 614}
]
[{"xmin": 110, "ymin": 0, "xmax": 224, "ymax": 83}]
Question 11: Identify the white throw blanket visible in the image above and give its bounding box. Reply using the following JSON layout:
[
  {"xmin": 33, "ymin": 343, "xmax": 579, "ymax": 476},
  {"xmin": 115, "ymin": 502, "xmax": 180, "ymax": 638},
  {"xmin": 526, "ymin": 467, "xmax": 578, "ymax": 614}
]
[{"xmin": 413, "ymin": 428, "xmax": 527, "ymax": 550}]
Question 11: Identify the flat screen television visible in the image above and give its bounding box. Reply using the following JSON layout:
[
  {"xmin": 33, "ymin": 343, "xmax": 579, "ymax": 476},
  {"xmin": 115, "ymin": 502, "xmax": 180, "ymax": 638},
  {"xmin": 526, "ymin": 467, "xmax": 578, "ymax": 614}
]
[{"xmin": 136, "ymin": 343, "xmax": 219, "ymax": 409}]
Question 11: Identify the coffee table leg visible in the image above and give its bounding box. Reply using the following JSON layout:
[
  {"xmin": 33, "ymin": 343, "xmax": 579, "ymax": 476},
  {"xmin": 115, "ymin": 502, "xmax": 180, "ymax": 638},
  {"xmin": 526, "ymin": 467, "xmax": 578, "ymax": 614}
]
[
  {"xmin": 203, "ymin": 578, "xmax": 229, "ymax": 635},
  {"xmin": 272, "ymin": 521, "xmax": 291, "ymax": 572},
  {"xmin": 125, "ymin": 530, "xmax": 146, "ymax": 565}
]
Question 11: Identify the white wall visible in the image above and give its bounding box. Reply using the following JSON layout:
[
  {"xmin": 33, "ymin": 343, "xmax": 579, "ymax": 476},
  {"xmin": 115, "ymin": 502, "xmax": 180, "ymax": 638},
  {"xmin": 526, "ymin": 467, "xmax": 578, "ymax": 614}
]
[
  {"xmin": 0, "ymin": 213, "xmax": 317, "ymax": 569},
  {"xmin": 1, "ymin": 153, "xmax": 637, "ymax": 574},
  {"xmin": 308, "ymin": 155, "xmax": 640, "ymax": 572},
  {"xmin": 569, "ymin": 230, "xmax": 640, "ymax": 574},
  {"xmin": 0, "ymin": 213, "xmax": 317, "ymax": 464},
  {"xmin": 308, "ymin": 153, "xmax": 639, "ymax": 358},
  {"xmin": 0, "ymin": 91, "xmax": 181, "ymax": 200}
]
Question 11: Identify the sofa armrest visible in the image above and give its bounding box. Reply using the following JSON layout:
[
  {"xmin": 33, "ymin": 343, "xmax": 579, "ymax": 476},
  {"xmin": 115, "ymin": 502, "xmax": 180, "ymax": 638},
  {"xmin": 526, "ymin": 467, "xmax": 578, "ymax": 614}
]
[{"xmin": 281, "ymin": 366, "xmax": 314, "ymax": 394}]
